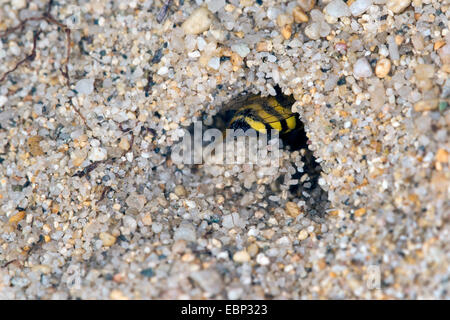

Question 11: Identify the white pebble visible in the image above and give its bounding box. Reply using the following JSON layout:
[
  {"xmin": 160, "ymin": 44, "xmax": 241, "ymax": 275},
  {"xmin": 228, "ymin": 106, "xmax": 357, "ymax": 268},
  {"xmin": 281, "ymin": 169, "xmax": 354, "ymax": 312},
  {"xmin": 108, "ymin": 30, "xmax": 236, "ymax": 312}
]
[
  {"xmin": 222, "ymin": 214, "xmax": 234, "ymax": 228},
  {"xmin": 387, "ymin": 35, "xmax": 400, "ymax": 60},
  {"xmin": 324, "ymin": 0, "xmax": 351, "ymax": 18},
  {"xmin": 207, "ymin": 0, "xmax": 225, "ymax": 13},
  {"xmin": 152, "ymin": 223, "xmax": 162, "ymax": 233},
  {"xmin": 267, "ymin": 7, "xmax": 280, "ymax": 21},
  {"xmin": 157, "ymin": 66, "xmax": 169, "ymax": 75},
  {"xmin": 197, "ymin": 37, "xmax": 207, "ymax": 50},
  {"xmin": 126, "ymin": 193, "xmax": 147, "ymax": 211},
  {"xmin": 12, "ymin": 0, "xmax": 26, "ymax": 10},
  {"xmin": 256, "ymin": 253, "xmax": 270, "ymax": 266},
  {"xmin": 267, "ymin": 55, "xmax": 277, "ymax": 63},
  {"xmin": 233, "ymin": 250, "xmax": 251, "ymax": 263},
  {"xmin": 0, "ymin": 96, "xmax": 7, "ymax": 107},
  {"xmin": 190, "ymin": 270, "xmax": 223, "ymax": 295},
  {"xmin": 305, "ymin": 23, "xmax": 320, "ymax": 40},
  {"xmin": 182, "ymin": 7, "xmax": 214, "ymax": 35},
  {"xmin": 353, "ymin": 58, "xmax": 373, "ymax": 78},
  {"xmin": 227, "ymin": 287, "xmax": 243, "ymax": 300},
  {"xmin": 123, "ymin": 216, "xmax": 137, "ymax": 232},
  {"xmin": 75, "ymin": 78, "xmax": 94, "ymax": 95},
  {"xmin": 310, "ymin": 9, "xmax": 325, "ymax": 22},
  {"xmin": 379, "ymin": 45, "xmax": 389, "ymax": 57},
  {"xmin": 231, "ymin": 43, "xmax": 250, "ymax": 58},
  {"xmin": 88, "ymin": 147, "xmax": 107, "ymax": 161},
  {"xmin": 386, "ymin": 0, "xmax": 411, "ymax": 14},
  {"xmin": 188, "ymin": 50, "xmax": 201, "ymax": 58},
  {"xmin": 174, "ymin": 223, "xmax": 197, "ymax": 242},
  {"xmin": 304, "ymin": 21, "xmax": 330, "ymax": 40},
  {"xmin": 208, "ymin": 57, "xmax": 220, "ymax": 70},
  {"xmin": 350, "ymin": 0, "xmax": 372, "ymax": 17}
]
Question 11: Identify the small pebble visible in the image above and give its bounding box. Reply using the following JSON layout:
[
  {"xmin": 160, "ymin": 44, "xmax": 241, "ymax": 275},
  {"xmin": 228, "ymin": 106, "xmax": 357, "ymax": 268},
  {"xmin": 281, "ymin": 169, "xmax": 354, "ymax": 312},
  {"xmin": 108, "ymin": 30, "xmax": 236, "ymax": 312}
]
[
  {"xmin": 349, "ymin": 0, "xmax": 372, "ymax": 17},
  {"xmin": 233, "ymin": 250, "xmax": 251, "ymax": 263},
  {"xmin": 157, "ymin": 66, "xmax": 169, "ymax": 75},
  {"xmin": 387, "ymin": 35, "xmax": 400, "ymax": 60},
  {"xmin": 88, "ymin": 147, "xmax": 107, "ymax": 162},
  {"xmin": 231, "ymin": 43, "xmax": 250, "ymax": 58},
  {"xmin": 182, "ymin": 7, "xmax": 215, "ymax": 35},
  {"xmin": 174, "ymin": 185, "xmax": 187, "ymax": 197},
  {"xmin": 285, "ymin": 201, "xmax": 302, "ymax": 217},
  {"xmin": 438, "ymin": 44, "xmax": 450, "ymax": 65},
  {"xmin": 207, "ymin": 0, "xmax": 225, "ymax": 13},
  {"xmin": 71, "ymin": 149, "xmax": 87, "ymax": 167},
  {"xmin": 276, "ymin": 13, "xmax": 294, "ymax": 27},
  {"xmin": 324, "ymin": 0, "xmax": 351, "ymax": 18},
  {"xmin": 99, "ymin": 232, "xmax": 116, "ymax": 247},
  {"xmin": 123, "ymin": 216, "xmax": 137, "ymax": 232},
  {"xmin": 305, "ymin": 21, "xmax": 330, "ymax": 40},
  {"xmin": 174, "ymin": 223, "xmax": 197, "ymax": 242},
  {"xmin": 188, "ymin": 50, "xmax": 201, "ymax": 58},
  {"xmin": 298, "ymin": 229, "xmax": 309, "ymax": 241},
  {"xmin": 267, "ymin": 7, "xmax": 281, "ymax": 21},
  {"xmin": 414, "ymin": 99, "xmax": 439, "ymax": 112},
  {"xmin": 126, "ymin": 193, "xmax": 147, "ymax": 211},
  {"xmin": 31, "ymin": 265, "xmax": 51, "ymax": 274},
  {"xmin": 281, "ymin": 24, "xmax": 293, "ymax": 40},
  {"xmin": 190, "ymin": 270, "xmax": 223, "ymax": 295},
  {"xmin": 256, "ymin": 40, "xmax": 273, "ymax": 52},
  {"xmin": 354, "ymin": 207, "xmax": 367, "ymax": 217},
  {"xmin": 375, "ymin": 58, "xmax": 391, "ymax": 78},
  {"xmin": 12, "ymin": 0, "xmax": 27, "ymax": 10},
  {"xmin": 297, "ymin": 0, "xmax": 316, "ymax": 12},
  {"xmin": 227, "ymin": 287, "xmax": 244, "ymax": 300},
  {"xmin": 386, "ymin": 0, "xmax": 411, "ymax": 14},
  {"xmin": 247, "ymin": 243, "xmax": 259, "ymax": 257},
  {"xmin": 27, "ymin": 135, "xmax": 44, "ymax": 157},
  {"xmin": 442, "ymin": 64, "xmax": 450, "ymax": 74},
  {"xmin": 141, "ymin": 214, "xmax": 153, "ymax": 226},
  {"xmin": 415, "ymin": 64, "xmax": 434, "ymax": 81},
  {"xmin": 434, "ymin": 40, "xmax": 446, "ymax": 51},
  {"xmin": 110, "ymin": 289, "xmax": 129, "ymax": 300},
  {"xmin": 208, "ymin": 57, "xmax": 221, "ymax": 70},
  {"xmin": 353, "ymin": 58, "xmax": 373, "ymax": 78},
  {"xmin": 119, "ymin": 137, "xmax": 130, "ymax": 151},
  {"xmin": 411, "ymin": 34, "xmax": 424, "ymax": 51},
  {"xmin": 113, "ymin": 273, "xmax": 126, "ymax": 283},
  {"xmin": 293, "ymin": 6, "xmax": 309, "ymax": 23},
  {"xmin": 75, "ymin": 78, "xmax": 94, "ymax": 95},
  {"xmin": 436, "ymin": 149, "xmax": 449, "ymax": 163},
  {"xmin": 256, "ymin": 253, "xmax": 270, "ymax": 266},
  {"xmin": 140, "ymin": 268, "xmax": 155, "ymax": 278},
  {"xmin": 0, "ymin": 95, "xmax": 7, "ymax": 107},
  {"xmin": 9, "ymin": 211, "xmax": 25, "ymax": 224},
  {"xmin": 152, "ymin": 223, "xmax": 163, "ymax": 233}
]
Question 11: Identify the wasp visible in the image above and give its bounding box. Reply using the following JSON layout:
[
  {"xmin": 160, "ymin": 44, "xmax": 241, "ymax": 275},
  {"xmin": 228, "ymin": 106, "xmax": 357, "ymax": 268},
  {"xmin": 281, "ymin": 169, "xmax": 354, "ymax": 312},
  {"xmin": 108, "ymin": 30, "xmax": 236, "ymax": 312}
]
[{"xmin": 212, "ymin": 87, "xmax": 307, "ymax": 150}]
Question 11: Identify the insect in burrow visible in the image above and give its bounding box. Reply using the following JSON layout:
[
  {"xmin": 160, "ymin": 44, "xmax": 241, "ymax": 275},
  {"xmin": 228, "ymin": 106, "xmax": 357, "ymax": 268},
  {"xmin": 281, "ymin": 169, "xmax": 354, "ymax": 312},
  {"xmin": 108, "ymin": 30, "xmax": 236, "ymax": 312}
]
[
  {"xmin": 209, "ymin": 87, "xmax": 323, "ymax": 199},
  {"xmin": 210, "ymin": 87, "xmax": 307, "ymax": 151}
]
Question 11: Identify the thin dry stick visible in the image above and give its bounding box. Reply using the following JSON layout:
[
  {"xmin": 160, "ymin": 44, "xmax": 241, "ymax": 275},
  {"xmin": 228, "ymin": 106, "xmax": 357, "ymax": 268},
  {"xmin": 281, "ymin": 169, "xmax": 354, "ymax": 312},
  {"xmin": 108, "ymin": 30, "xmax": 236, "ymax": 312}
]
[
  {"xmin": 0, "ymin": 0, "xmax": 87, "ymax": 126},
  {"xmin": 0, "ymin": 30, "xmax": 41, "ymax": 83}
]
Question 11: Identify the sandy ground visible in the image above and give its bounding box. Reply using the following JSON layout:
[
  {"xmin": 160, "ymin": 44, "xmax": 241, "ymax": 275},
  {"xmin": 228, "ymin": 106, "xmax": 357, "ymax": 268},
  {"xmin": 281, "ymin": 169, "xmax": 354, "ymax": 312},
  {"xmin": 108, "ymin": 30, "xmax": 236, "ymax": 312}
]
[{"xmin": 0, "ymin": 0, "xmax": 449, "ymax": 299}]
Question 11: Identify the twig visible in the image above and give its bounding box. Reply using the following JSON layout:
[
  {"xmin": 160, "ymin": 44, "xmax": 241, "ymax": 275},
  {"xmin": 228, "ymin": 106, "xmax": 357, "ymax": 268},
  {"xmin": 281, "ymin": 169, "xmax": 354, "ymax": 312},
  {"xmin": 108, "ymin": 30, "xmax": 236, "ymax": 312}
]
[
  {"xmin": 0, "ymin": 30, "xmax": 41, "ymax": 83},
  {"xmin": 72, "ymin": 160, "xmax": 105, "ymax": 178},
  {"xmin": 1, "ymin": 259, "xmax": 18, "ymax": 268},
  {"xmin": 0, "ymin": 0, "xmax": 88, "ymax": 127}
]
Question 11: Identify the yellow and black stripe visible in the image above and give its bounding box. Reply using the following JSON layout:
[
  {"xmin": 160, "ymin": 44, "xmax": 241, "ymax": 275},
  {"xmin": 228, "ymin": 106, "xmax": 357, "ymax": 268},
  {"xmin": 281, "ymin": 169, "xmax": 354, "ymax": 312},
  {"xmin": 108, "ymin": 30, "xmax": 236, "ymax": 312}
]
[{"xmin": 227, "ymin": 95, "xmax": 297, "ymax": 136}]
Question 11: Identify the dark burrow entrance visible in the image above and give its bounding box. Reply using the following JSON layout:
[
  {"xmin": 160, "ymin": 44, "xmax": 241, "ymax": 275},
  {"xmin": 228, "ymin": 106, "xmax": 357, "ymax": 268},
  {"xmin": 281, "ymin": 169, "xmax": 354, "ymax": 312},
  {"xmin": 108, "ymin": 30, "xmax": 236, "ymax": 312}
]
[{"xmin": 189, "ymin": 86, "xmax": 330, "ymax": 218}]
